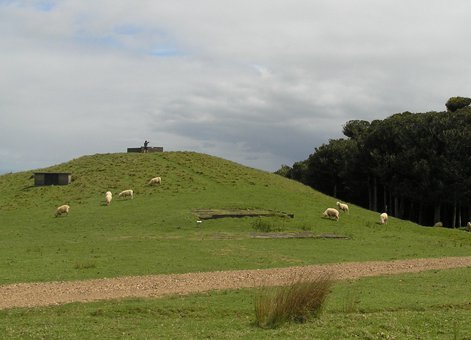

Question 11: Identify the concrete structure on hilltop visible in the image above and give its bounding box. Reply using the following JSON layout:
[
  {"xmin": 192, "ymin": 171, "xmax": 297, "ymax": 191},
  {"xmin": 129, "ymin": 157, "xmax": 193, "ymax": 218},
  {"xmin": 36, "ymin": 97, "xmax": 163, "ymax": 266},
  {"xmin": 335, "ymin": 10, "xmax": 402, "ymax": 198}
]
[
  {"xmin": 127, "ymin": 146, "xmax": 164, "ymax": 153},
  {"xmin": 33, "ymin": 172, "xmax": 71, "ymax": 186}
]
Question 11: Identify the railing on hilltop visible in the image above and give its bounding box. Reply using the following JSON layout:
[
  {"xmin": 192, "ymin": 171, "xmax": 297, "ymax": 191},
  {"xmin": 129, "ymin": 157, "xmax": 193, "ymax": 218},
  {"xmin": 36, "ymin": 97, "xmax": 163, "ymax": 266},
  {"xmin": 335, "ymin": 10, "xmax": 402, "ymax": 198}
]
[{"xmin": 127, "ymin": 147, "xmax": 164, "ymax": 153}]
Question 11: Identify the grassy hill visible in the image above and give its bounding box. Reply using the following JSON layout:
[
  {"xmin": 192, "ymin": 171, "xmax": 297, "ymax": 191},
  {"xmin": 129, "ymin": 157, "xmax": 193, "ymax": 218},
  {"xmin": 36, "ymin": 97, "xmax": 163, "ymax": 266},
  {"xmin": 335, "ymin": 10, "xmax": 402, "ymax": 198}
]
[
  {"xmin": 1, "ymin": 151, "xmax": 471, "ymax": 338},
  {"xmin": 1, "ymin": 151, "xmax": 470, "ymax": 285}
]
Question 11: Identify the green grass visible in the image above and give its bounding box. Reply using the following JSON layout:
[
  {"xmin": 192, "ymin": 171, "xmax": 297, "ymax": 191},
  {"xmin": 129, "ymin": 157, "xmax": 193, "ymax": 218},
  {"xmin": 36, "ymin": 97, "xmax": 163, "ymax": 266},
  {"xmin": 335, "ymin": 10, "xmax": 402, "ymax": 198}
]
[
  {"xmin": 0, "ymin": 152, "xmax": 470, "ymax": 284},
  {"xmin": 1, "ymin": 267, "xmax": 470, "ymax": 339},
  {"xmin": 1, "ymin": 151, "xmax": 471, "ymax": 338}
]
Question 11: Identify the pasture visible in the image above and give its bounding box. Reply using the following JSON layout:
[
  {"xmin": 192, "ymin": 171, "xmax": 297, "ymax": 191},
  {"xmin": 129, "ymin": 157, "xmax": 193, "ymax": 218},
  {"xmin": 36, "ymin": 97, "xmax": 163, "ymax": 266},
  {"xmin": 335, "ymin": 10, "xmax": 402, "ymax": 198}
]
[
  {"xmin": 1, "ymin": 268, "xmax": 470, "ymax": 338},
  {"xmin": 0, "ymin": 152, "xmax": 470, "ymax": 338}
]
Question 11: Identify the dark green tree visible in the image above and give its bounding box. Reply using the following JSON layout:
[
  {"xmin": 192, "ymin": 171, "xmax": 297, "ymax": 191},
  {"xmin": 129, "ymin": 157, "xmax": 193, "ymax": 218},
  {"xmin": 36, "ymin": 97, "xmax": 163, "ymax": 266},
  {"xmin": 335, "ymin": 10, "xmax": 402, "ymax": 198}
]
[
  {"xmin": 274, "ymin": 164, "xmax": 292, "ymax": 177},
  {"xmin": 288, "ymin": 160, "xmax": 309, "ymax": 184},
  {"xmin": 305, "ymin": 138, "xmax": 358, "ymax": 199},
  {"xmin": 342, "ymin": 120, "xmax": 370, "ymax": 140},
  {"xmin": 278, "ymin": 101, "xmax": 471, "ymax": 227},
  {"xmin": 445, "ymin": 96, "xmax": 471, "ymax": 112}
]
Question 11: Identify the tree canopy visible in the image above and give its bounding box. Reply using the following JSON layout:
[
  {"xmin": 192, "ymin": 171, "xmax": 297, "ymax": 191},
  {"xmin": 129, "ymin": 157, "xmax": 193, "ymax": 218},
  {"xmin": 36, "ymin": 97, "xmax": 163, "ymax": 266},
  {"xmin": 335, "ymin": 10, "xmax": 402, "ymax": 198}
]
[
  {"xmin": 277, "ymin": 104, "xmax": 471, "ymax": 228},
  {"xmin": 445, "ymin": 96, "xmax": 471, "ymax": 112}
]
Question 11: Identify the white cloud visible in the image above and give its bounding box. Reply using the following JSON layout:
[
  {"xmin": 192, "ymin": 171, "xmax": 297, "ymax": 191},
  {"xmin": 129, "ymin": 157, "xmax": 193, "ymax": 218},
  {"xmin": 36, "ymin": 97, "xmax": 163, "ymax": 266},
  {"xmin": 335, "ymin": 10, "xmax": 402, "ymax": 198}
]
[{"xmin": 1, "ymin": 0, "xmax": 471, "ymax": 174}]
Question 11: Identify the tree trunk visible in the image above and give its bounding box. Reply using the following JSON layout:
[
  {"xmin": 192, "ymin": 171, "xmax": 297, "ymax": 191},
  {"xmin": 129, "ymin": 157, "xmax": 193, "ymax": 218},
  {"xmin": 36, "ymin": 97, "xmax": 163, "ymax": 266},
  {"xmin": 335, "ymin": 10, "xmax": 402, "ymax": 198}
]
[
  {"xmin": 383, "ymin": 188, "xmax": 388, "ymax": 213},
  {"xmin": 333, "ymin": 183, "xmax": 337, "ymax": 198},
  {"xmin": 433, "ymin": 202, "xmax": 441, "ymax": 224},
  {"xmin": 458, "ymin": 204, "xmax": 462, "ymax": 228},
  {"xmin": 373, "ymin": 177, "xmax": 378, "ymax": 212},
  {"xmin": 418, "ymin": 202, "xmax": 424, "ymax": 225},
  {"xmin": 452, "ymin": 201, "xmax": 457, "ymax": 228},
  {"xmin": 368, "ymin": 177, "xmax": 372, "ymax": 210},
  {"xmin": 394, "ymin": 196, "xmax": 399, "ymax": 217},
  {"xmin": 398, "ymin": 197, "xmax": 405, "ymax": 219},
  {"xmin": 408, "ymin": 200, "xmax": 414, "ymax": 222}
]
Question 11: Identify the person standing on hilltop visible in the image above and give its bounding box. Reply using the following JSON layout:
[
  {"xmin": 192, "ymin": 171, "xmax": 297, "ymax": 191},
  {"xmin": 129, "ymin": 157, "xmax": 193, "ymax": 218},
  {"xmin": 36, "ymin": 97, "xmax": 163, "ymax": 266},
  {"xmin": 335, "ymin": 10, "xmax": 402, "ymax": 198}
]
[{"xmin": 143, "ymin": 140, "xmax": 149, "ymax": 153}]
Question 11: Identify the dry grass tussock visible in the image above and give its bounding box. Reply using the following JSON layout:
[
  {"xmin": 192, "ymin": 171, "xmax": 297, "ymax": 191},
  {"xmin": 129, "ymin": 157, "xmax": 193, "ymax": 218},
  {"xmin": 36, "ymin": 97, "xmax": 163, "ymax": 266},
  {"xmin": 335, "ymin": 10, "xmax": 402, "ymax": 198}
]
[{"xmin": 254, "ymin": 272, "xmax": 334, "ymax": 329}]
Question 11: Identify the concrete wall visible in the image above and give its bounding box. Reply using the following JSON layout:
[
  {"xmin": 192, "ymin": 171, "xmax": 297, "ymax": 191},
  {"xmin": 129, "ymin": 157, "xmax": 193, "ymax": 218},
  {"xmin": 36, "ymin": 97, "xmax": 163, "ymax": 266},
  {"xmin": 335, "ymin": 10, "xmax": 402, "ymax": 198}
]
[
  {"xmin": 127, "ymin": 147, "xmax": 164, "ymax": 153},
  {"xmin": 34, "ymin": 173, "xmax": 71, "ymax": 186}
]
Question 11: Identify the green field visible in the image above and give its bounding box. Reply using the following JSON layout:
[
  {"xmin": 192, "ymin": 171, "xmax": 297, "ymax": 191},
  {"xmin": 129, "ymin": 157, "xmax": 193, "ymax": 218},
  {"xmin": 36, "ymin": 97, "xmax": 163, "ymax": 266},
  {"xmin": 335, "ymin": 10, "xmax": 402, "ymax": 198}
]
[
  {"xmin": 1, "ymin": 269, "xmax": 470, "ymax": 339},
  {"xmin": 1, "ymin": 152, "xmax": 470, "ymax": 338}
]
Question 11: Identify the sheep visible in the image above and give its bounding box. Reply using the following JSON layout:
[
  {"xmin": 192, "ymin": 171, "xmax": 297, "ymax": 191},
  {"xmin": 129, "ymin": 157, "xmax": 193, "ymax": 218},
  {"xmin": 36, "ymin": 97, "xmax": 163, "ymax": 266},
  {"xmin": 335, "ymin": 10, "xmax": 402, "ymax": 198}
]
[
  {"xmin": 467, "ymin": 221, "xmax": 471, "ymax": 231},
  {"xmin": 322, "ymin": 208, "xmax": 339, "ymax": 221},
  {"xmin": 336, "ymin": 201, "xmax": 349, "ymax": 214},
  {"xmin": 118, "ymin": 189, "xmax": 133, "ymax": 199},
  {"xmin": 380, "ymin": 212, "xmax": 388, "ymax": 225},
  {"xmin": 148, "ymin": 177, "xmax": 161, "ymax": 185},
  {"xmin": 55, "ymin": 204, "xmax": 70, "ymax": 217},
  {"xmin": 105, "ymin": 191, "xmax": 112, "ymax": 206},
  {"xmin": 433, "ymin": 221, "xmax": 443, "ymax": 228}
]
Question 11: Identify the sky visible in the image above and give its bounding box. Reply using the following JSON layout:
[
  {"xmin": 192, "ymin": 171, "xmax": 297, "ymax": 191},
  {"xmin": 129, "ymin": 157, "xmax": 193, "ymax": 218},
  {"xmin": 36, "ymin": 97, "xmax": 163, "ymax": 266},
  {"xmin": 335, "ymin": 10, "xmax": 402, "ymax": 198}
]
[{"xmin": 1, "ymin": 0, "xmax": 471, "ymax": 174}]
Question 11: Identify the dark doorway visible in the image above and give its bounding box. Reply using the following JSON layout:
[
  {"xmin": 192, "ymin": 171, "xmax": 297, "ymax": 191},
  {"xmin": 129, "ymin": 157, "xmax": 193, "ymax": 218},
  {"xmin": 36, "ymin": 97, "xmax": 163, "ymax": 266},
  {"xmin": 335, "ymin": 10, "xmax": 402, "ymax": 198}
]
[{"xmin": 44, "ymin": 173, "xmax": 59, "ymax": 185}]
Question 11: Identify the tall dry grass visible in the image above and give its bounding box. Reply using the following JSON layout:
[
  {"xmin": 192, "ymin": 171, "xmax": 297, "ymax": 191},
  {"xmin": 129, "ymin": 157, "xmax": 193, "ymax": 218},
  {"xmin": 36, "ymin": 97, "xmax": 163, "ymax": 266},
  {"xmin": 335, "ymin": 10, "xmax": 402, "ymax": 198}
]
[{"xmin": 254, "ymin": 273, "xmax": 334, "ymax": 329}]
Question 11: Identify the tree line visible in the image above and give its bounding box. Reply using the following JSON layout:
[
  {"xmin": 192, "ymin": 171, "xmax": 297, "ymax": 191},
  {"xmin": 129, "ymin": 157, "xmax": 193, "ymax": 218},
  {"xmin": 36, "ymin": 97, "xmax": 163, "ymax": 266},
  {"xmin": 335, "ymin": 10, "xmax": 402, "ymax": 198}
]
[{"xmin": 276, "ymin": 97, "xmax": 471, "ymax": 228}]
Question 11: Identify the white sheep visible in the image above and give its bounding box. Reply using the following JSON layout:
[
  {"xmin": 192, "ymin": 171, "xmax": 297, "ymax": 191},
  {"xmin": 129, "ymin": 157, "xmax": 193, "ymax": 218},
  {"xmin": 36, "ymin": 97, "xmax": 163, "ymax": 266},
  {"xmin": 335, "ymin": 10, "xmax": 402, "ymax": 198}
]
[
  {"xmin": 105, "ymin": 191, "xmax": 112, "ymax": 206},
  {"xmin": 380, "ymin": 212, "xmax": 388, "ymax": 224},
  {"xmin": 118, "ymin": 189, "xmax": 134, "ymax": 199},
  {"xmin": 336, "ymin": 201, "xmax": 349, "ymax": 214},
  {"xmin": 148, "ymin": 177, "xmax": 162, "ymax": 185},
  {"xmin": 55, "ymin": 204, "xmax": 70, "ymax": 217},
  {"xmin": 467, "ymin": 221, "xmax": 471, "ymax": 231},
  {"xmin": 322, "ymin": 208, "xmax": 339, "ymax": 221}
]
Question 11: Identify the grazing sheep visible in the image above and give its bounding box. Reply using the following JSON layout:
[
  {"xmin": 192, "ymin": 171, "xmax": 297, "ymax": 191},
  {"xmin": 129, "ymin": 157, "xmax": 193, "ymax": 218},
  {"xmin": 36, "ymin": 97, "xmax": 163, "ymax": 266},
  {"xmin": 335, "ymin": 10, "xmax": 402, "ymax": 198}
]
[
  {"xmin": 105, "ymin": 191, "xmax": 112, "ymax": 206},
  {"xmin": 336, "ymin": 201, "xmax": 349, "ymax": 214},
  {"xmin": 380, "ymin": 212, "xmax": 388, "ymax": 224},
  {"xmin": 148, "ymin": 177, "xmax": 161, "ymax": 185},
  {"xmin": 433, "ymin": 221, "xmax": 443, "ymax": 228},
  {"xmin": 118, "ymin": 189, "xmax": 133, "ymax": 199},
  {"xmin": 55, "ymin": 204, "xmax": 70, "ymax": 217},
  {"xmin": 467, "ymin": 222, "xmax": 471, "ymax": 231},
  {"xmin": 322, "ymin": 208, "xmax": 339, "ymax": 221}
]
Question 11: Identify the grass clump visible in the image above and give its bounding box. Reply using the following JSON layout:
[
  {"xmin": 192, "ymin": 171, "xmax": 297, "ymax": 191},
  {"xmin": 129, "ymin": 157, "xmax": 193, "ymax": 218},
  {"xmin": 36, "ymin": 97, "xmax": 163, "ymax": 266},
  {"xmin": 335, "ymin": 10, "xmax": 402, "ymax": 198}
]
[
  {"xmin": 251, "ymin": 218, "xmax": 284, "ymax": 232},
  {"xmin": 73, "ymin": 261, "xmax": 97, "ymax": 270},
  {"xmin": 254, "ymin": 273, "xmax": 334, "ymax": 329}
]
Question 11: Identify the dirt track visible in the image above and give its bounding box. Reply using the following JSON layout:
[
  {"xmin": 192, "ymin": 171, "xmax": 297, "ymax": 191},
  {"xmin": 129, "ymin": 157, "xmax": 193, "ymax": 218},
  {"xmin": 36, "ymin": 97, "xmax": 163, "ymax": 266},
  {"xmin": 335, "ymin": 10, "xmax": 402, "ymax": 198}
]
[{"xmin": 1, "ymin": 256, "xmax": 470, "ymax": 310}]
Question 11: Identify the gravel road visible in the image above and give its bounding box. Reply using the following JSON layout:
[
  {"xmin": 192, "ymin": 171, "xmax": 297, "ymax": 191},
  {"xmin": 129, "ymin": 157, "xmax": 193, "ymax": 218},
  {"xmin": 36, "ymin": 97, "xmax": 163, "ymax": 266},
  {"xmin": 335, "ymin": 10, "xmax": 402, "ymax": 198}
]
[{"xmin": 1, "ymin": 256, "xmax": 470, "ymax": 310}]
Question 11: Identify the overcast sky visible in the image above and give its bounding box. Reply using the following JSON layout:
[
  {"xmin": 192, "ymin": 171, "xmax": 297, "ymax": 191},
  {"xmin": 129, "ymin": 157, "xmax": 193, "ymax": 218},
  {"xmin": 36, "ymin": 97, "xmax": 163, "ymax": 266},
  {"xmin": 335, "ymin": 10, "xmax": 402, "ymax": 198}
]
[{"xmin": 1, "ymin": 0, "xmax": 471, "ymax": 174}]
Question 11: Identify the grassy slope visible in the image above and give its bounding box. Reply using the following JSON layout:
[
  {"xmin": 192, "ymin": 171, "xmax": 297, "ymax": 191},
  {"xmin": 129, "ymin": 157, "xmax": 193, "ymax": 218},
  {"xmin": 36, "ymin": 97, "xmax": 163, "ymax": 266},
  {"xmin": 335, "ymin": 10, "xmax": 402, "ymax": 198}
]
[
  {"xmin": 1, "ymin": 151, "xmax": 471, "ymax": 338},
  {"xmin": 0, "ymin": 151, "xmax": 470, "ymax": 284}
]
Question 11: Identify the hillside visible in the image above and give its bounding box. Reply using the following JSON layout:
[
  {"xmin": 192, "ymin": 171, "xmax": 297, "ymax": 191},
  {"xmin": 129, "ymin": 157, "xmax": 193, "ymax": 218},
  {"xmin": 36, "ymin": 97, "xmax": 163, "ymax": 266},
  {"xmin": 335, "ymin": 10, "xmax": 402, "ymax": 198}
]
[
  {"xmin": 0, "ymin": 152, "xmax": 314, "ymax": 211},
  {"xmin": 0, "ymin": 152, "xmax": 470, "ymax": 285}
]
